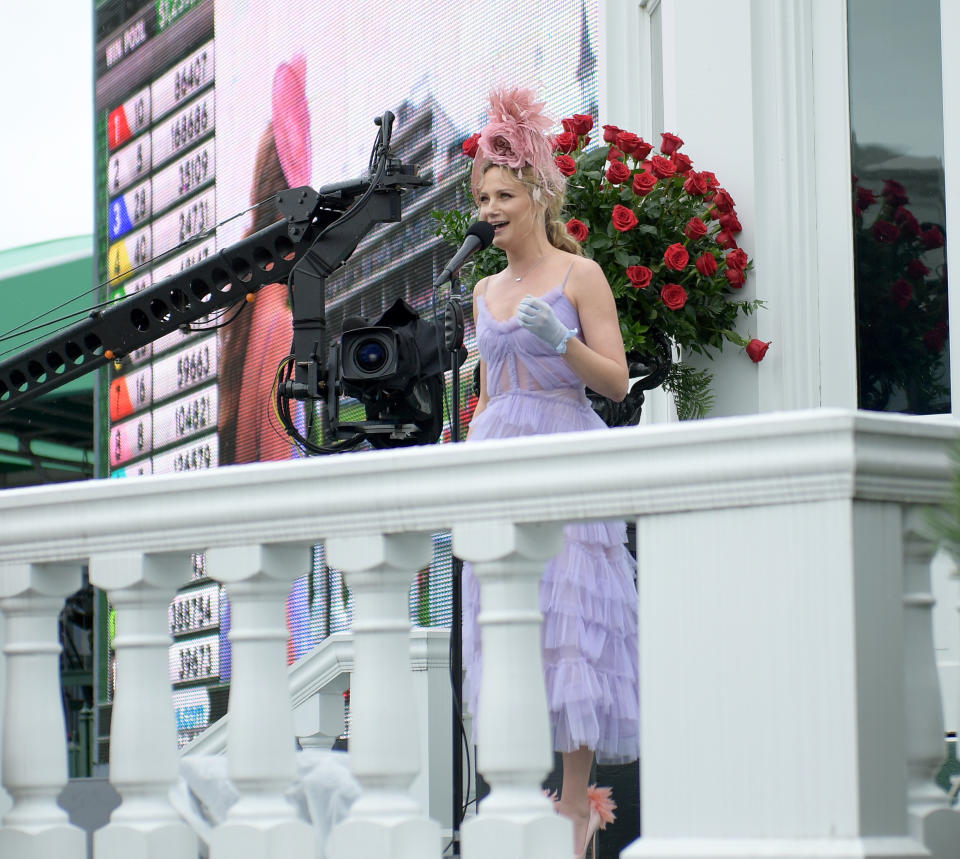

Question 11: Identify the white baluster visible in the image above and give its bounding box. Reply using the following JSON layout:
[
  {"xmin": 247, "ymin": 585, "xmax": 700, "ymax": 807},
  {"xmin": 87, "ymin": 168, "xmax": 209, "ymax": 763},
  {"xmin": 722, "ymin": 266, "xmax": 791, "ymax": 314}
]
[
  {"xmin": 88, "ymin": 551, "xmax": 197, "ymax": 859},
  {"xmin": 324, "ymin": 532, "xmax": 441, "ymax": 859},
  {"xmin": 451, "ymin": 520, "xmax": 570, "ymax": 859},
  {"xmin": 0, "ymin": 562, "xmax": 85, "ymax": 858},
  {"xmin": 205, "ymin": 543, "xmax": 316, "ymax": 859},
  {"xmin": 903, "ymin": 510, "xmax": 960, "ymax": 857}
]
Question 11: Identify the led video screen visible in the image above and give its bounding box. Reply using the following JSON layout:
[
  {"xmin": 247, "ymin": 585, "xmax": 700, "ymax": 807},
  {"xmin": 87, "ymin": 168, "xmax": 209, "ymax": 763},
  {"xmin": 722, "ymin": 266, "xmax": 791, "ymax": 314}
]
[{"xmin": 94, "ymin": 0, "xmax": 599, "ymax": 746}]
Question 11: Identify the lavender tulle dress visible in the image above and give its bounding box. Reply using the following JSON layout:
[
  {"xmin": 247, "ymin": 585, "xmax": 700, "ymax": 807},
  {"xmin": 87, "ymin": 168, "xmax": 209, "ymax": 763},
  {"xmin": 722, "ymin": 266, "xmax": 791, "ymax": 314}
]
[{"xmin": 462, "ymin": 273, "xmax": 640, "ymax": 765}]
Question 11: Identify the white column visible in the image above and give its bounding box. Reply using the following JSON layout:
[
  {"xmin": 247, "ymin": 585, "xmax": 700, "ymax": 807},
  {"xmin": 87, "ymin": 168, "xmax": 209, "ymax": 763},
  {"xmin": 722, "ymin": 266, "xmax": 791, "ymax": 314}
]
[
  {"xmin": 902, "ymin": 511, "xmax": 960, "ymax": 858},
  {"xmin": 452, "ymin": 520, "xmax": 570, "ymax": 859},
  {"xmin": 324, "ymin": 532, "xmax": 441, "ymax": 859},
  {"xmin": 0, "ymin": 562, "xmax": 85, "ymax": 859},
  {"xmin": 205, "ymin": 542, "xmax": 316, "ymax": 859},
  {"xmin": 623, "ymin": 497, "xmax": 931, "ymax": 859},
  {"xmin": 88, "ymin": 551, "xmax": 197, "ymax": 859}
]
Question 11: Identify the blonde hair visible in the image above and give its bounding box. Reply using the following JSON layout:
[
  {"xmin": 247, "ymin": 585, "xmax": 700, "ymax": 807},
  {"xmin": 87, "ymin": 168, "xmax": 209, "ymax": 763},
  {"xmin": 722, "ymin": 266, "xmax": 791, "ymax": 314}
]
[{"xmin": 478, "ymin": 163, "xmax": 582, "ymax": 256}]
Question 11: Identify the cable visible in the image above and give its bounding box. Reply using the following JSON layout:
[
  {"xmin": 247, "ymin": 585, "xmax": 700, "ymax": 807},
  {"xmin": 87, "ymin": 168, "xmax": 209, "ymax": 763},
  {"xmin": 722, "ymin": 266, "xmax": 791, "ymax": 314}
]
[
  {"xmin": 0, "ymin": 192, "xmax": 283, "ymax": 356},
  {"xmin": 270, "ymin": 353, "xmax": 367, "ymax": 456}
]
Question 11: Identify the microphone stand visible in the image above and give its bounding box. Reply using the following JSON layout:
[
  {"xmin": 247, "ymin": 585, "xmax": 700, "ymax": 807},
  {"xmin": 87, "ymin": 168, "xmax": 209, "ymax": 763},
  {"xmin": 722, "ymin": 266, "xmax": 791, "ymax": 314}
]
[{"xmin": 445, "ymin": 272, "xmax": 466, "ymax": 856}]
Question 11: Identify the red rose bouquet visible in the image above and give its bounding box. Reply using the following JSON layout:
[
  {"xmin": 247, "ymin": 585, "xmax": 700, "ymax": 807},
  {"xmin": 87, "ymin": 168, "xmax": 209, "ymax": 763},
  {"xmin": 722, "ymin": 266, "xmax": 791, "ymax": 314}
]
[
  {"xmin": 554, "ymin": 120, "xmax": 766, "ymax": 416},
  {"xmin": 852, "ymin": 176, "xmax": 949, "ymax": 413},
  {"xmin": 435, "ymin": 116, "xmax": 767, "ymax": 418}
]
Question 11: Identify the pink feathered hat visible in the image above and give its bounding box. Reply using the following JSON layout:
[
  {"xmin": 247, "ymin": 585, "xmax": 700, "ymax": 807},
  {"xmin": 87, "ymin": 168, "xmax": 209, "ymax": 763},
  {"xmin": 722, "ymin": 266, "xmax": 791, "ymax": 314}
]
[
  {"xmin": 272, "ymin": 54, "xmax": 312, "ymax": 188},
  {"xmin": 470, "ymin": 85, "xmax": 565, "ymax": 201}
]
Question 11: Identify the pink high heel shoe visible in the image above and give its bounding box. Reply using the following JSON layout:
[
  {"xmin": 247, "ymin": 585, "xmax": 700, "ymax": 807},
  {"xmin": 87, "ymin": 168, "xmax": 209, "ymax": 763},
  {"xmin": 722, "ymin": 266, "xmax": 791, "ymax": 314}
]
[{"xmin": 575, "ymin": 785, "xmax": 616, "ymax": 859}]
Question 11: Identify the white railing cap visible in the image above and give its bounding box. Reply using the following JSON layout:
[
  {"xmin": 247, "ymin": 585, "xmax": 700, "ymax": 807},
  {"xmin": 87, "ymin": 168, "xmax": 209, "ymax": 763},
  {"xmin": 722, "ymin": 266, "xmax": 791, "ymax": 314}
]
[{"xmin": 0, "ymin": 408, "xmax": 956, "ymax": 565}]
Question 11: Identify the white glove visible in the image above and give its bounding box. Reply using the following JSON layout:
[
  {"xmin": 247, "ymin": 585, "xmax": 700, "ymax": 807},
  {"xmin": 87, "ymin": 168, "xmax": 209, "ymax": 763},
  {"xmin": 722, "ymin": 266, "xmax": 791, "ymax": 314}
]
[{"xmin": 516, "ymin": 295, "xmax": 578, "ymax": 353}]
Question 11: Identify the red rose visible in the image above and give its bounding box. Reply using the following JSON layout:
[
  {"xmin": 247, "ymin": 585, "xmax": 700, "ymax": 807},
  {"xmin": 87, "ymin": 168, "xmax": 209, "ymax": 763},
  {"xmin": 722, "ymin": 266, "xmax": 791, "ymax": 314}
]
[
  {"xmin": 700, "ymin": 171, "xmax": 718, "ymax": 189},
  {"xmin": 719, "ymin": 212, "xmax": 742, "ymax": 233},
  {"xmin": 562, "ymin": 120, "xmax": 587, "ymax": 138},
  {"xmin": 716, "ymin": 230, "xmax": 738, "ymax": 249},
  {"xmin": 924, "ymin": 321, "xmax": 949, "ymax": 353},
  {"xmin": 685, "ymin": 217, "xmax": 708, "ymax": 240},
  {"xmin": 713, "ymin": 189, "xmax": 735, "ymax": 213},
  {"xmin": 725, "ymin": 267, "xmax": 746, "ymax": 288},
  {"xmin": 569, "ymin": 114, "xmax": 594, "ymax": 136},
  {"xmin": 664, "ymin": 243, "xmax": 690, "ymax": 271},
  {"xmin": 611, "ymin": 204, "xmax": 639, "ymax": 232},
  {"xmin": 907, "ymin": 259, "xmax": 930, "ymax": 279},
  {"xmin": 633, "ymin": 139, "xmax": 653, "ymax": 160},
  {"xmin": 872, "ymin": 220, "xmax": 899, "ymax": 244},
  {"xmin": 553, "ymin": 131, "xmax": 579, "ymax": 153},
  {"xmin": 660, "ymin": 283, "xmax": 688, "ymax": 310},
  {"xmin": 683, "ymin": 172, "xmax": 709, "ymax": 196},
  {"xmin": 725, "ymin": 248, "xmax": 749, "ymax": 270},
  {"xmin": 605, "ymin": 160, "xmax": 632, "ymax": 184},
  {"xmin": 616, "ymin": 131, "xmax": 641, "ymax": 155},
  {"xmin": 632, "ymin": 171, "xmax": 658, "ymax": 196},
  {"xmin": 660, "ymin": 132, "xmax": 684, "ymax": 156},
  {"xmin": 856, "ymin": 187, "xmax": 877, "ymax": 210},
  {"xmin": 921, "ymin": 226, "xmax": 945, "ymax": 249},
  {"xmin": 626, "ymin": 265, "xmax": 653, "ymax": 288},
  {"xmin": 649, "ymin": 155, "xmax": 676, "ymax": 179},
  {"xmin": 565, "ymin": 218, "xmax": 590, "ymax": 242},
  {"xmin": 746, "ymin": 339, "xmax": 770, "ymax": 363},
  {"xmin": 695, "ymin": 253, "xmax": 718, "ymax": 276},
  {"xmin": 882, "ymin": 179, "xmax": 908, "ymax": 206},
  {"xmin": 890, "ymin": 279, "xmax": 913, "ymax": 309},
  {"xmin": 555, "ymin": 154, "xmax": 577, "ymax": 177},
  {"xmin": 462, "ymin": 133, "xmax": 481, "ymax": 158},
  {"xmin": 670, "ymin": 152, "xmax": 693, "ymax": 174},
  {"xmin": 602, "ymin": 124, "xmax": 623, "ymax": 144},
  {"xmin": 895, "ymin": 208, "xmax": 920, "ymax": 237},
  {"xmin": 607, "ymin": 145, "xmax": 625, "ymax": 161}
]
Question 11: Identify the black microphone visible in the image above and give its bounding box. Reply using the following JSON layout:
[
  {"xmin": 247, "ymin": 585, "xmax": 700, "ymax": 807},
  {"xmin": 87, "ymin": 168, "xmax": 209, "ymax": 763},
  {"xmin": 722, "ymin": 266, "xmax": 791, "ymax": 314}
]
[{"xmin": 433, "ymin": 221, "xmax": 495, "ymax": 288}]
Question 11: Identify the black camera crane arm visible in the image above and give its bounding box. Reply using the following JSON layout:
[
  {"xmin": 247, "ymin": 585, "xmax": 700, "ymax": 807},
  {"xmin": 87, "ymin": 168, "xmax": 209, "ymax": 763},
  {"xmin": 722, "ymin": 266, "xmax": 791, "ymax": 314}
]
[{"xmin": 0, "ymin": 111, "xmax": 427, "ymax": 417}]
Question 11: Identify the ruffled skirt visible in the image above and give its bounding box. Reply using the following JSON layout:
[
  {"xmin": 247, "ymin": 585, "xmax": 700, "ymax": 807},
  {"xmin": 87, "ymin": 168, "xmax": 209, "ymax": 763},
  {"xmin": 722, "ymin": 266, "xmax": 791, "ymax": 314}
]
[{"xmin": 462, "ymin": 389, "xmax": 640, "ymax": 764}]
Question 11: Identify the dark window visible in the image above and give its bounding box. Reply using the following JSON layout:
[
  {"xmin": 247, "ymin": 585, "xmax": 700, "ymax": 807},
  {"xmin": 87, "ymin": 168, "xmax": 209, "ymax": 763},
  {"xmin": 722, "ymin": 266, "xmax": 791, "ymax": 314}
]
[{"xmin": 848, "ymin": 0, "xmax": 949, "ymax": 413}]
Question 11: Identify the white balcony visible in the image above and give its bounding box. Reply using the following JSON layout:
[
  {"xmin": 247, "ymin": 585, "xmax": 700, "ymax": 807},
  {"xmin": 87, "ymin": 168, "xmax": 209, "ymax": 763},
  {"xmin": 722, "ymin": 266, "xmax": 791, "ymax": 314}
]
[{"xmin": 1, "ymin": 408, "xmax": 959, "ymax": 859}]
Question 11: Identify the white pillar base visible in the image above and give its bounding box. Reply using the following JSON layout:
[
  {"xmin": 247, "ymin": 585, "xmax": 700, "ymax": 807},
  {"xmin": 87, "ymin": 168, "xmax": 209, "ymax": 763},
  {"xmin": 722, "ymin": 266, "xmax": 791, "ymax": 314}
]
[
  {"xmin": 209, "ymin": 818, "xmax": 317, "ymax": 859},
  {"xmin": 461, "ymin": 804, "xmax": 570, "ymax": 859},
  {"xmin": 0, "ymin": 823, "xmax": 85, "ymax": 859},
  {"xmin": 327, "ymin": 814, "xmax": 441, "ymax": 859},
  {"xmin": 621, "ymin": 835, "xmax": 930, "ymax": 859},
  {"xmin": 95, "ymin": 821, "xmax": 197, "ymax": 859}
]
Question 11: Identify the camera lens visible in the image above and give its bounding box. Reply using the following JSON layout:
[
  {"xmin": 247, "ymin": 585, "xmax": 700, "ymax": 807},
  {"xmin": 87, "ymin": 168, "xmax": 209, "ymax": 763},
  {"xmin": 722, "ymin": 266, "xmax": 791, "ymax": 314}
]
[{"xmin": 355, "ymin": 339, "xmax": 387, "ymax": 373}]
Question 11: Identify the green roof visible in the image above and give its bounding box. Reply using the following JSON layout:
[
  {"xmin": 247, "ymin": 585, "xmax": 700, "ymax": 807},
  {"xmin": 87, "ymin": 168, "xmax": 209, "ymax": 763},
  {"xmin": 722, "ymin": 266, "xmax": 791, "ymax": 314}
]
[{"xmin": 0, "ymin": 235, "xmax": 96, "ymax": 395}]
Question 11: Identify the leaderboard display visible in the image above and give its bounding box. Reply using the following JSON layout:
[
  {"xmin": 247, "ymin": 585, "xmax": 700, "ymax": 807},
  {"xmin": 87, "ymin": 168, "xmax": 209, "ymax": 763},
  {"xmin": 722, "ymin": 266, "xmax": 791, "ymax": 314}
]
[
  {"xmin": 101, "ymin": 18, "xmax": 218, "ymax": 477},
  {"xmin": 93, "ymin": 0, "xmax": 600, "ymax": 748}
]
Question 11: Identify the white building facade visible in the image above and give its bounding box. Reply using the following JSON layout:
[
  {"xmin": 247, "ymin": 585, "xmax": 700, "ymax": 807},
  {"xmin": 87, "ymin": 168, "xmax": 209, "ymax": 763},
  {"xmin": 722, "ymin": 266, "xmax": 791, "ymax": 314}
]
[{"xmin": 1, "ymin": 2, "xmax": 959, "ymax": 859}]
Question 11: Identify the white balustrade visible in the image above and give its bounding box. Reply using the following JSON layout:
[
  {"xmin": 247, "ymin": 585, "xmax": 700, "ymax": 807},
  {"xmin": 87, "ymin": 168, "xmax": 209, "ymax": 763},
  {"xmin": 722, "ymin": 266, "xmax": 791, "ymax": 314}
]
[
  {"xmin": 0, "ymin": 562, "xmax": 86, "ymax": 858},
  {"xmin": 902, "ymin": 512, "xmax": 960, "ymax": 857},
  {"xmin": 204, "ymin": 542, "xmax": 317, "ymax": 859},
  {"xmin": 452, "ymin": 520, "xmax": 570, "ymax": 859},
  {"xmin": 324, "ymin": 532, "xmax": 441, "ymax": 858},
  {"xmin": 88, "ymin": 550, "xmax": 198, "ymax": 859},
  {"xmin": 0, "ymin": 409, "xmax": 957, "ymax": 859}
]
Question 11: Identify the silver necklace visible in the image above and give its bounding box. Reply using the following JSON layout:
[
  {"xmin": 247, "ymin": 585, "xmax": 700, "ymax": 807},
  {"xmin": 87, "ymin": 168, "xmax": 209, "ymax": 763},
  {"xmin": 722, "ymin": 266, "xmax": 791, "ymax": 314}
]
[{"xmin": 508, "ymin": 255, "xmax": 545, "ymax": 282}]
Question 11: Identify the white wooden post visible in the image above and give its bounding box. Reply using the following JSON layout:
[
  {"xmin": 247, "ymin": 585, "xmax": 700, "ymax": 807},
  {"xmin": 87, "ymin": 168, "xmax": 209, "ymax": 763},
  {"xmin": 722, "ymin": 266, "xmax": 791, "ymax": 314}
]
[
  {"xmin": 623, "ymin": 496, "xmax": 932, "ymax": 859},
  {"xmin": 451, "ymin": 520, "xmax": 570, "ymax": 859},
  {"xmin": 204, "ymin": 542, "xmax": 316, "ymax": 859},
  {"xmin": 324, "ymin": 532, "xmax": 441, "ymax": 859},
  {"xmin": 88, "ymin": 550, "xmax": 197, "ymax": 859},
  {"xmin": 902, "ymin": 510, "xmax": 960, "ymax": 858},
  {"xmin": 0, "ymin": 562, "xmax": 85, "ymax": 858}
]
